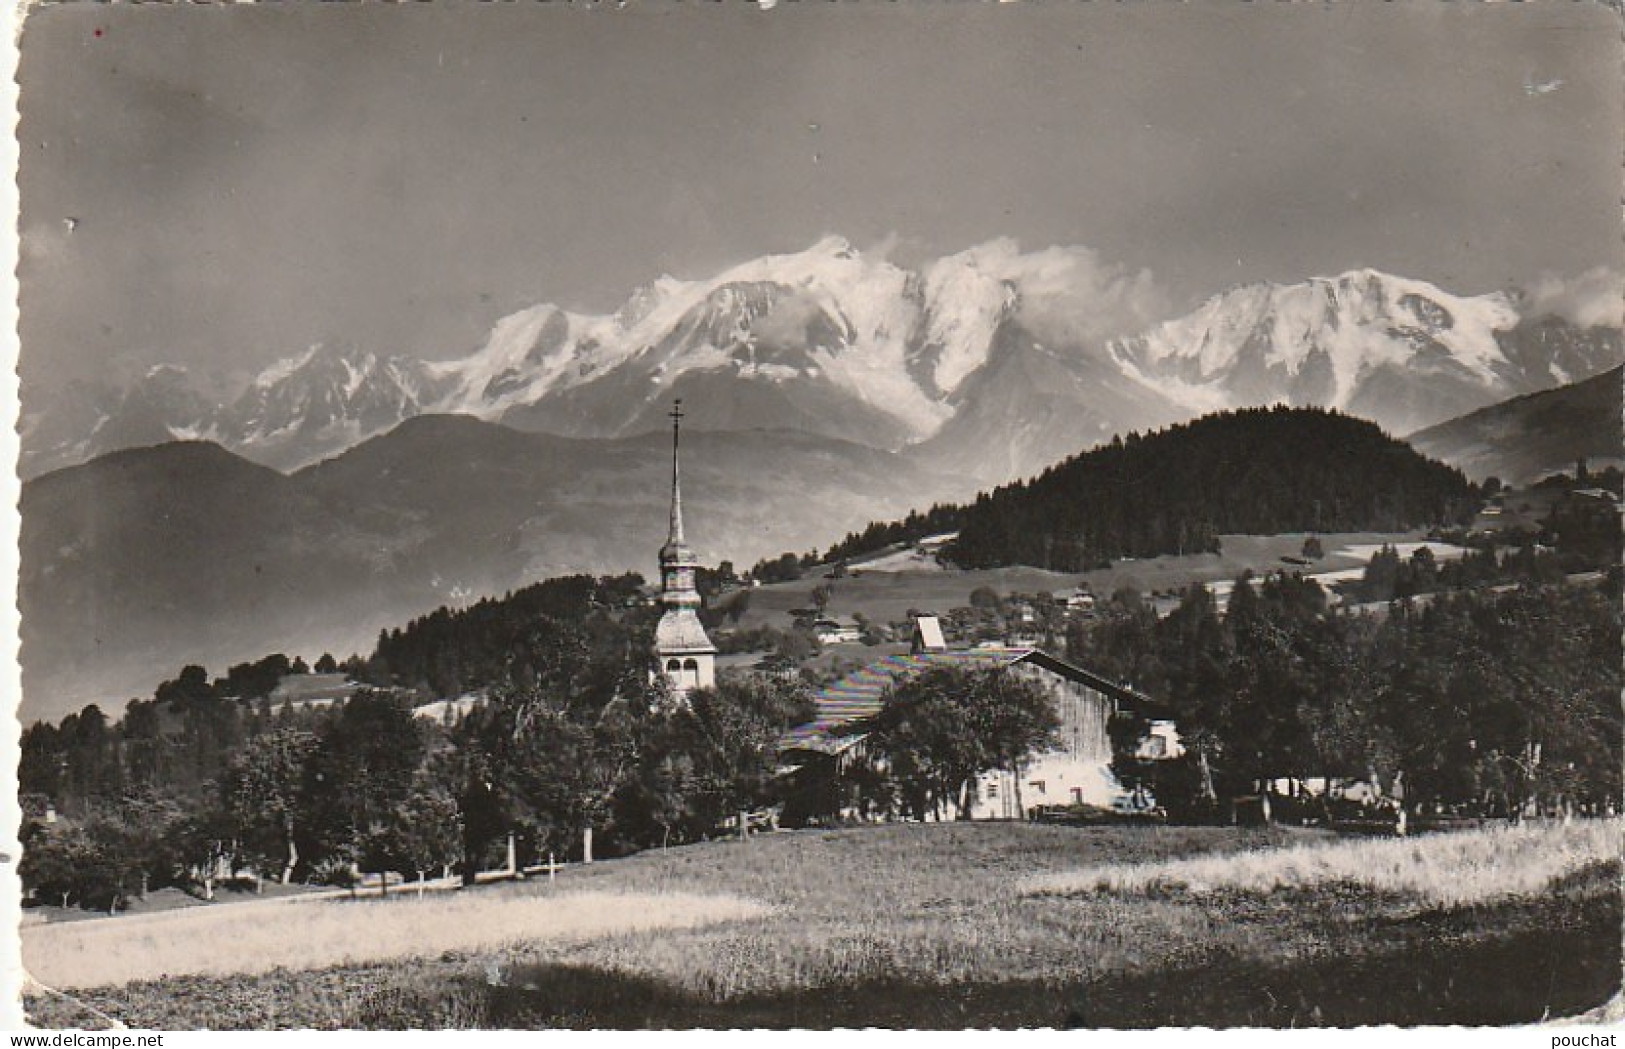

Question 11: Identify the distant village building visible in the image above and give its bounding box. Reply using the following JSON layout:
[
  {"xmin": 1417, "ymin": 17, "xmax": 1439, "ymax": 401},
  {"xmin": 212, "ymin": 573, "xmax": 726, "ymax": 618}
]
[
  {"xmin": 781, "ymin": 615, "xmax": 1165, "ymax": 821},
  {"xmin": 1004, "ymin": 600, "xmax": 1043, "ymax": 647},
  {"xmin": 651, "ymin": 400, "xmax": 717, "ymax": 697},
  {"xmin": 914, "ymin": 533, "xmax": 958, "ymax": 557},
  {"xmin": 911, "ymin": 615, "xmax": 947, "ymax": 651},
  {"xmin": 1062, "ymin": 587, "xmax": 1096, "ymax": 614},
  {"xmin": 814, "ymin": 616, "xmax": 863, "ymax": 646}
]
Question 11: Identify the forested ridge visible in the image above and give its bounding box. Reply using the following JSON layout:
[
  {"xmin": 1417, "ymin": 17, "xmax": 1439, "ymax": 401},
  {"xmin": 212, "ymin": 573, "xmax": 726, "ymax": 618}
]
[
  {"xmin": 830, "ymin": 407, "xmax": 1479, "ymax": 571},
  {"xmin": 369, "ymin": 573, "xmax": 649, "ymax": 698}
]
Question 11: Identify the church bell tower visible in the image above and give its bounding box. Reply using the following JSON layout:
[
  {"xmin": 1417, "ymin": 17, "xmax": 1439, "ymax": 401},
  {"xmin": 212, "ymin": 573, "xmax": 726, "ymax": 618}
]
[{"xmin": 653, "ymin": 399, "xmax": 717, "ymax": 697}]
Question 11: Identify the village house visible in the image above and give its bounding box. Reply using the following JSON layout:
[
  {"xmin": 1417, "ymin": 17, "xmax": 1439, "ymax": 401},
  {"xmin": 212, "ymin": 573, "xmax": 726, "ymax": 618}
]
[
  {"xmin": 780, "ymin": 616, "xmax": 1170, "ymax": 822},
  {"xmin": 813, "ymin": 615, "xmax": 863, "ymax": 646},
  {"xmin": 1062, "ymin": 587, "xmax": 1096, "ymax": 615}
]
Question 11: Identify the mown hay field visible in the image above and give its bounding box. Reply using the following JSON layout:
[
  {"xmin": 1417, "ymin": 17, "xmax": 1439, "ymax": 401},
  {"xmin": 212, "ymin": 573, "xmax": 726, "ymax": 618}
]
[
  {"xmin": 23, "ymin": 889, "xmax": 767, "ymax": 990},
  {"xmin": 24, "ymin": 820, "xmax": 1622, "ymax": 1030}
]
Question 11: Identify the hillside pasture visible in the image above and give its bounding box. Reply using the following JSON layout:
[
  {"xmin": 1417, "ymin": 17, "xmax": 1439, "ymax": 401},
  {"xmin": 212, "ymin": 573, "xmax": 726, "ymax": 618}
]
[
  {"xmin": 24, "ymin": 820, "xmax": 1620, "ymax": 1029},
  {"xmin": 734, "ymin": 531, "xmax": 1434, "ymax": 634},
  {"xmin": 729, "ymin": 564, "xmax": 1080, "ymax": 632}
]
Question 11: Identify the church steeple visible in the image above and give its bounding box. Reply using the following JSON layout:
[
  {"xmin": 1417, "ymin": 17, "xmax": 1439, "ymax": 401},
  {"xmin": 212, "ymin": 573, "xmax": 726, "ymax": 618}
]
[{"xmin": 653, "ymin": 399, "xmax": 716, "ymax": 697}]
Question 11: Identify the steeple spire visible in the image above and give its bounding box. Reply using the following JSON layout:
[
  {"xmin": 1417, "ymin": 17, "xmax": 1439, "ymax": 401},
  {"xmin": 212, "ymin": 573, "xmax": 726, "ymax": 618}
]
[{"xmin": 667, "ymin": 399, "xmax": 685, "ymax": 548}]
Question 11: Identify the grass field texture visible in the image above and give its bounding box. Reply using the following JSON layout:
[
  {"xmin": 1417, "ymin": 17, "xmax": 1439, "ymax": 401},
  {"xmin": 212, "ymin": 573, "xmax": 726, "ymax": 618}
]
[
  {"xmin": 732, "ymin": 530, "xmax": 1430, "ymax": 633},
  {"xmin": 24, "ymin": 820, "xmax": 1621, "ymax": 1029},
  {"xmin": 1027, "ymin": 818, "xmax": 1623, "ymax": 906}
]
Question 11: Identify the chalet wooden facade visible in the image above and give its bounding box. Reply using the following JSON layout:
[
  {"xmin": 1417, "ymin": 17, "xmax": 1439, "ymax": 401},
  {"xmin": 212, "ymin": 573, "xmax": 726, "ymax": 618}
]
[{"xmin": 779, "ymin": 619, "xmax": 1163, "ymax": 822}]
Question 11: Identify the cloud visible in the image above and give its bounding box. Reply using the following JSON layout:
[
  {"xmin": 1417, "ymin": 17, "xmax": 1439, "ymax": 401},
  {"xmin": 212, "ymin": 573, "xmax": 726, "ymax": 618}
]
[
  {"xmin": 1523, "ymin": 267, "xmax": 1625, "ymax": 329},
  {"xmin": 861, "ymin": 231, "xmax": 902, "ymax": 262},
  {"xmin": 752, "ymin": 290, "xmax": 825, "ymax": 348},
  {"xmin": 970, "ymin": 240, "xmax": 1174, "ymax": 348}
]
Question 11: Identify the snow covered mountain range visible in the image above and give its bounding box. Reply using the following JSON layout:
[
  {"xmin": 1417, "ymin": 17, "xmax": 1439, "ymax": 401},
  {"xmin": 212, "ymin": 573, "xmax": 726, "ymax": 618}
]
[
  {"xmin": 20, "ymin": 236, "xmax": 1622, "ymax": 483},
  {"xmin": 1110, "ymin": 270, "xmax": 1621, "ymax": 437}
]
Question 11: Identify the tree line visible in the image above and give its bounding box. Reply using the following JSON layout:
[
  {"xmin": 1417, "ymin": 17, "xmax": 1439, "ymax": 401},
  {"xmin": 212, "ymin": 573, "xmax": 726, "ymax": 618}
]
[
  {"xmin": 1073, "ymin": 574, "xmax": 1621, "ymax": 822},
  {"xmin": 366, "ymin": 573, "xmax": 647, "ymax": 697}
]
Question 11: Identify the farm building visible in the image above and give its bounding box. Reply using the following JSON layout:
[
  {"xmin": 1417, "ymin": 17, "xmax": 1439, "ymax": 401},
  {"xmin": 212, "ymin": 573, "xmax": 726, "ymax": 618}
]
[
  {"xmin": 780, "ymin": 616, "xmax": 1168, "ymax": 822},
  {"xmin": 1062, "ymin": 587, "xmax": 1096, "ymax": 613},
  {"xmin": 813, "ymin": 616, "xmax": 863, "ymax": 645}
]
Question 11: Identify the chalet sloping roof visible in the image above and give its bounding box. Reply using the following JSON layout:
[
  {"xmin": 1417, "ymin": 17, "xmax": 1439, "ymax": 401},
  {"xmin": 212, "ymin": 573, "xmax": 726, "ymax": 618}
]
[
  {"xmin": 912, "ymin": 616, "xmax": 947, "ymax": 651},
  {"xmin": 780, "ymin": 646, "xmax": 1149, "ymax": 755}
]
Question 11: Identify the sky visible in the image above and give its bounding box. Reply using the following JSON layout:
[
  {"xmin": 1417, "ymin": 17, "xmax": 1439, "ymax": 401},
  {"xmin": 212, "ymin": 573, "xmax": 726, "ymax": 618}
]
[{"xmin": 15, "ymin": 0, "xmax": 1624, "ymax": 394}]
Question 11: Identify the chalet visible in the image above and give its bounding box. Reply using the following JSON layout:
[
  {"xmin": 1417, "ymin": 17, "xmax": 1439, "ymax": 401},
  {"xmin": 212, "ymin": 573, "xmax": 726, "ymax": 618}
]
[
  {"xmin": 1062, "ymin": 588, "xmax": 1096, "ymax": 614},
  {"xmin": 814, "ymin": 616, "xmax": 863, "ymax": 646},
  {"xmin": 780, "ymin": 616, "xmax": 1166, "ymax": 822}
]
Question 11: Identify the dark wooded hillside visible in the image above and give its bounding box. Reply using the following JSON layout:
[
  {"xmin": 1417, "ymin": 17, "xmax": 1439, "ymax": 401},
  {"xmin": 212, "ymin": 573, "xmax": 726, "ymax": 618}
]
[{"xmin": 950, "ymin": 406, "xmax": 1479, "ymax": 571}]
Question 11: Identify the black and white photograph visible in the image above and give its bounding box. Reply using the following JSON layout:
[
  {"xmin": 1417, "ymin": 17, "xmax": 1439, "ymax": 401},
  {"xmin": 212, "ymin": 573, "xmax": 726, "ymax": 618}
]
[{"xmin": 5, "ymin": 0, "xmax": 1624, "ymax": 1032}]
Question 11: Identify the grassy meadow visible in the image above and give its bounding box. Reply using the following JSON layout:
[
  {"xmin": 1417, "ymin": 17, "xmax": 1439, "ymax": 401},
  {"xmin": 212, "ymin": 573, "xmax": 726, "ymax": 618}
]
[
  {"xmin": 732, "ymin": 530, "xmax": 1430, "ymax": 632},
  {"xmin": 23, "ymin": 818, "xmax": 1621, "ymax": 1029},
  {"xmin": 1027, "ymin": 818, "xmax": 1623, "ymax": 907}
]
